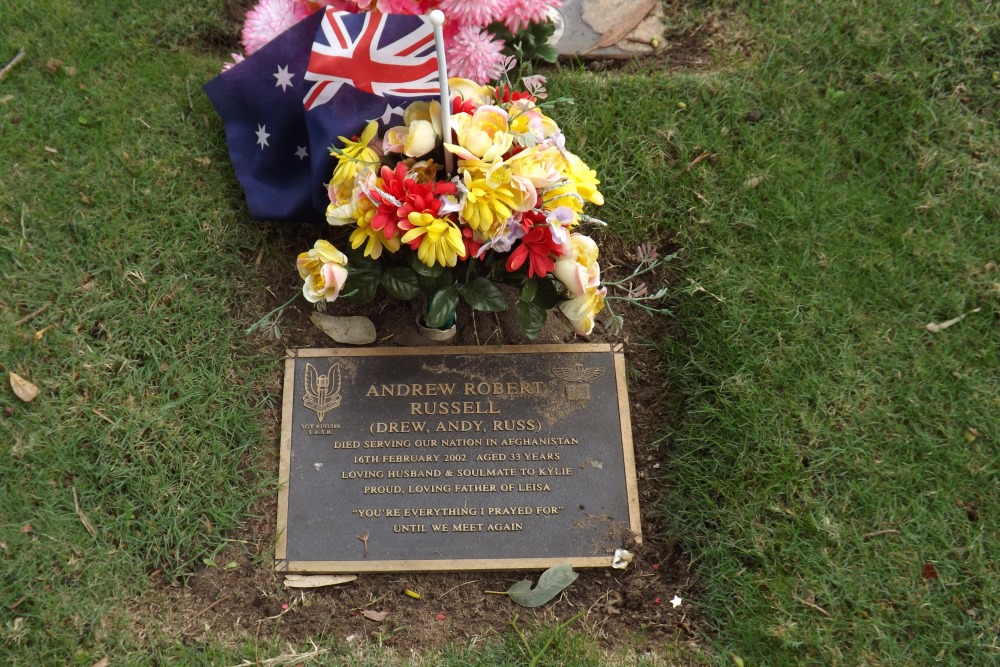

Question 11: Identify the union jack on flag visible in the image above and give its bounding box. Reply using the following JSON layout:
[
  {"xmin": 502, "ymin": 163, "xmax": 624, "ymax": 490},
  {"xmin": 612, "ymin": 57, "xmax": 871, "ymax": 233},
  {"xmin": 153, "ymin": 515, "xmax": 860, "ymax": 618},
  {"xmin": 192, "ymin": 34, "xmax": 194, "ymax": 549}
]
[{"xmin": 303, "ymin": 10, "xmax": 440, "ymax": 111}]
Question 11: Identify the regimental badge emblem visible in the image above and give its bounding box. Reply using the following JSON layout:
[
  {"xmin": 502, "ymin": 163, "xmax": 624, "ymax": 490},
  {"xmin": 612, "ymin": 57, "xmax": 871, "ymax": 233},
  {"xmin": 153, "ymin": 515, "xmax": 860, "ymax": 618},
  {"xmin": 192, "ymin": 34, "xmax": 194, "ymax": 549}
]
[
  {"xmin": 551, "ymin": 363, "xmax": 605, "ymax": 401},
  {"xmin": 302, "ymin": 362, "xmax": 342, "ymax": 422}
]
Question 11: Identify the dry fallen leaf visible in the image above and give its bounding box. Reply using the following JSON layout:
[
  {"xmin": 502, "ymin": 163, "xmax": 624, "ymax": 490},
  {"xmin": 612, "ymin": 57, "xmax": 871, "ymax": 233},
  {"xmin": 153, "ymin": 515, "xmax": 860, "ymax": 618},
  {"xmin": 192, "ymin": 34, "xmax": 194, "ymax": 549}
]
[
  {"xmin": 926, "ymin": 307, "xmax": 981, "ymax": 333},
  {"xmin": 9, "ymin": 372, "xmax": 39, "ymax": 402},
  {"xmin": 356, "ymin": 530, "xmax": 369, "ymax": 557},
  {"xmin": 311, "ymin": 313, "xmax": 377, "ymax": 345},
  {"xmin": 585, "ymin": 0, "xmax": 658, "ymax": 53},
  {"xmin": 90, "ymin": 657, "xmax": 110, "ymax": 667},
  {"xmin": 283, "ymin": 574, "xmax": 357, "ymax": 589},
  {"xmin": 361, "ymin": 609, "xmax": 387, "ymax": 622},
  {"xmin": 33, "ymin": 325, "xmax": 55, "ymax": 341}
]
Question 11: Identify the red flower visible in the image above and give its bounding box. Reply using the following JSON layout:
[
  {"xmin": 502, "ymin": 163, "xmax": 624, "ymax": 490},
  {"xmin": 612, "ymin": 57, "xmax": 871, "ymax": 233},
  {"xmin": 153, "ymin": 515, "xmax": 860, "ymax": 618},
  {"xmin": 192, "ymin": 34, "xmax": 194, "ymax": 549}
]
[
  {"xmin": 462, "ymin": 226, "xmax": 483, "ymax": 259},
  {"xmin": 396, "ymin": 178, "xmax": 459, "ymax": 250},
  {"xmin": 370, "ymin": 163, "xmax": 412, "ymax": 240},
  {"xmin": 506, "ymin": 224, "xmax": 562, "ymax": 278},
  {"xmin": 494, "ymin": 84, "xmax": 534, "ymax": 104},
  {"xmin": 451, "ymin": 96, "xmax": 478, "ymax": 115}
]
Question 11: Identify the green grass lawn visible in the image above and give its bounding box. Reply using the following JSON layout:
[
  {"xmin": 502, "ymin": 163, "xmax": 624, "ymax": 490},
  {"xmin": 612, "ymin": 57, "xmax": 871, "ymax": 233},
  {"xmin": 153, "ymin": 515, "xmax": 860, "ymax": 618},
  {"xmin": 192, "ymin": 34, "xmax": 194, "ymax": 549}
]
[{"xmin": 2, "ymin": 0, "xmax": 998, "ymax": 664}]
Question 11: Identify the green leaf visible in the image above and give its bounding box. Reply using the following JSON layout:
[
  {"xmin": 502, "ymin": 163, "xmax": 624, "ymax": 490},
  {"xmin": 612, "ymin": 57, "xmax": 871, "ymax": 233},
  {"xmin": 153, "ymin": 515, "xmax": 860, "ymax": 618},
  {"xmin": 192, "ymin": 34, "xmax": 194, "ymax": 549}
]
[
  {"xmin": 344, "ymin": 270, "xmax": 380, "ymax": 304},
  {"xmin": 381, "ymin": 267, "xmax": 422, "ymax": 300},
  {"xmin": 460, "ymin": 277, "xmax": 507, "ymax": 312},
  {"xmin": 535, "ymin": 44, "xmax": 559, "ymax": 63},
  {"xmin": 411, "ymin": 256, "xmax": 444, "ymax": 278},
  {"xmin": 520, "ymin": 279, "xmax": 538, "ymax": 303},
  {"xmin": 534, "ymin": 277, "xmax": 560, "ymax": 309},
  {"xmin": 517, "ymin": 299, "xmax": 547, "ymax": 339},
  {"xmin": 507, "ymin": 564, "xmax": 578, "ymax": 607},
  {"xmin": 426, "ymin": 286, "xmax": 459, "ymax": 329}
]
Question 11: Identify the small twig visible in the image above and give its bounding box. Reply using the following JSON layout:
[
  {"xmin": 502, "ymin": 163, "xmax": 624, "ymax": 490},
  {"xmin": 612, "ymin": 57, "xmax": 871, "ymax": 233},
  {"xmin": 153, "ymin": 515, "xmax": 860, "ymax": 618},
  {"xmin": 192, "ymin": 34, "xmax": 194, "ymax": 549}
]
[
  {"xmin": 926, "ymin": 308, "xmax": 981, "ymax": 333},
  {"xmin": 684, "ymin": 150, "xmax": 712, "ymax": 171},
  {"xmin": 863, "ymin": 529, "xmax": 900, "ymax": 539},
  {"xmin": 441, "ymin": 579, "xmax": 481, "ymax": 598},
  {"xmin": 91, "ymin": 409, "xmax": 115, "ymax": 425},
  {"xmin": 14, "ymin": 303, "xmax": 48, "ymax": 327},
  {"xmin": 72, "ymin": 487, "xmax": 98, "ymax": 539},
  {"xmin": 0, "ymin": 48, "xmax": 26, "ymax": 81},
  {"xmin": 20, "ymin": 202, "xmax": 28, "ymax": 241},
  {"xmin": 189, "ymin": 595, "xmax": 231, "ymax": 621},
  {"xmin": 792, "ymin": 595, "xmax": 830, "ymax": 617}
]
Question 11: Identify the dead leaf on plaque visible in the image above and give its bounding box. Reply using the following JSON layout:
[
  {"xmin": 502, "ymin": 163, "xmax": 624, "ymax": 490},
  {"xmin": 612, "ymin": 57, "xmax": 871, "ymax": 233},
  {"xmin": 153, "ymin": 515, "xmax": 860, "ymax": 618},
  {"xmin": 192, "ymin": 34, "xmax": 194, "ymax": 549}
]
[
  {"xmin": 310, "ymin": 313, "xmax": 376, "ymax": 345},
  {"xmin": 361, "ymin": 609, "xmax": 388, "ymax": 622},
  {"xmin": 9, "ymin": 372, "xmax": 39, "ymax": 402},
  {"xmin": 284, "ymin": 574, "xmax": 357, "ymax": 589},
  {"xmin": 584, "ymin": 0, "xmax": 658, "ymax": 53},
  {"xmin": 356, "ymin": 530, "xmax": 370, "ymax": 557}
]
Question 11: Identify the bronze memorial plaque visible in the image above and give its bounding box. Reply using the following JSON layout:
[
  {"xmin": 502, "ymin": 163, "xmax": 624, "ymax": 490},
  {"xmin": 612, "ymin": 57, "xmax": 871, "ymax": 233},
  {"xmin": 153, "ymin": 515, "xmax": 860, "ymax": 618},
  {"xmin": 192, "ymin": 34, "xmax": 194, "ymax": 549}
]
[{"xmin": 276, "ymin": 344, "xmax": 640, "ymax": 572}]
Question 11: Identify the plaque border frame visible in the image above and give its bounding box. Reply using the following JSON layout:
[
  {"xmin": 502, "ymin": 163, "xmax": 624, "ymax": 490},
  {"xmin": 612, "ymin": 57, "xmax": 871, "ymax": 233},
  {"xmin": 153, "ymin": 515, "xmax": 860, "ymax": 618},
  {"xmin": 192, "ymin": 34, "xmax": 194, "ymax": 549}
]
[{"xmin": 275, "ymin": 343, "xmax": 640, "ymax": 572}]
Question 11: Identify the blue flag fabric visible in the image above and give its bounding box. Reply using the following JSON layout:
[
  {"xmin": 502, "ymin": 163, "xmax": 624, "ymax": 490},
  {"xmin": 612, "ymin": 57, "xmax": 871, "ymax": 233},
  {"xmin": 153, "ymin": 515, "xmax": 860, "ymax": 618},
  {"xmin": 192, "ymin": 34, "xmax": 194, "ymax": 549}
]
[
  {"xmin": 204, "ymin": 10, "xmax": 440, "ymax": 223},
  {"xmin": 204, "ymin": 11, "xmax": 326, "ymax": 223}
]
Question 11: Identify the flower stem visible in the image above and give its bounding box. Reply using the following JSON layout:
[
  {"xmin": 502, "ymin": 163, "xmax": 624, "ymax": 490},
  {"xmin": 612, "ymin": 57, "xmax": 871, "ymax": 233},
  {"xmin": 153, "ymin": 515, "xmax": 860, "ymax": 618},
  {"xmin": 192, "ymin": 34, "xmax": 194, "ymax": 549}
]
[{"xmin": 246, "ymin": 292, "xmax": 300, "ymax": 334}]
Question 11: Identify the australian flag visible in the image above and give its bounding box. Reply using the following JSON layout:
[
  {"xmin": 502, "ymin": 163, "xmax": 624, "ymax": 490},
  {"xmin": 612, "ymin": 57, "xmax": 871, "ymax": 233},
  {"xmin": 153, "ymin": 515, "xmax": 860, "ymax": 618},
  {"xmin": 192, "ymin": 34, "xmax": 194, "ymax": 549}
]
[{"xmin": 204, "ymin": 9, "xmax": 440, "ymax": 223}]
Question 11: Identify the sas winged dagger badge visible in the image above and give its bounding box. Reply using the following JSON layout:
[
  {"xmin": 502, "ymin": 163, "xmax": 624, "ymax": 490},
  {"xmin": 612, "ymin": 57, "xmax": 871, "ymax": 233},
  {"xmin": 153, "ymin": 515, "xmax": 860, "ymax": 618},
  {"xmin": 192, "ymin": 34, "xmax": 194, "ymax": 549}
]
[
  {"xmin": 551, "ymin": 363, "xmax": 605, "ymax": 401},
  {"xmin": 302, "ymin": 362, "xmax": 342, "ymax": 422}
]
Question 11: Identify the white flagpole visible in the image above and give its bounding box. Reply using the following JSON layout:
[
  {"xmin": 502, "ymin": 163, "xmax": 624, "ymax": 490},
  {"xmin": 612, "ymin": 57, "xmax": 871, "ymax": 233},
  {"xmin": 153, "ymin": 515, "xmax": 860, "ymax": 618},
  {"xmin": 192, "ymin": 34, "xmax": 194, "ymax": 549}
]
[{"xmin": 428, "ymin": 10, "xmax": 454, "ymax": 176}]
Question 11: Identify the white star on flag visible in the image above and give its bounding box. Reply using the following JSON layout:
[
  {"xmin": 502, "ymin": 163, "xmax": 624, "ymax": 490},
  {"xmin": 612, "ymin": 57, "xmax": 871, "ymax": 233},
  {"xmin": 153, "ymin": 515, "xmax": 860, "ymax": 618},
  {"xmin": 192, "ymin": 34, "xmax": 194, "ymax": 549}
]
[
  {"xmin": 274, "ymin": 65, "xmax": 295, "ymax": 92},
  {"xmin": 368, "ymin": 103, "xmax": 406, "ymax": 125},
  {"xmin": 295, "ymin": 145, "xmax": 309, "ymax": 160},
  {"xmin": 255, "ymin": 124, "xmax": 270, "ymax": 149}
]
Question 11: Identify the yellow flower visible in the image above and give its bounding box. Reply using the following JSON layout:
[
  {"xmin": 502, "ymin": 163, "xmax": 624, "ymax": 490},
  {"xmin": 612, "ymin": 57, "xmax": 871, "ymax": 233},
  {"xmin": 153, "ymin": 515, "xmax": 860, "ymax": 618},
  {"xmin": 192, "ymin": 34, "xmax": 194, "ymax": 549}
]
[
  {"xmin": 460, "ymin": 168, "xmax": 524, "ymax": 236},
  {"xmin": 558, "ymin": 286, "xmax": 606, "ymax": 335},
  {"xmin": 449, "ymin": 78, "xmax": 495, "ymax": 106},
  {"xmin": 540, "ymin": 151, "xmax": 604, "ymax": 213},
  {"xmin": 507, "ymin": 99, "xmax": 560, "ymax": 143},
  {"xmin": 553, "ymin": 233, "xmax": 601, "ymax": 297},
  {"xmin": 564, "ymin": 151, "xmax": 604, "ymax": 206},
  {"xmin": 400, "ymin": 212, "xmax": 466, "ymax": 268},
  {"xmin": 403, "ymin": 119, "xmax": 437, "ymax": 157},
  {"xmin": 508, "ymin": 145, "xmax": 563, "ymax": 189},
  {"xmin": 446, "ymin": 106, "xmax": 512, "ymax": 162},
  {"xmin": 296, "ymin": 240, "xmax": 349, "ymax": 303},
  {"xmin": 331, "ymin": 120, "xmax": 380, "ymax": 186},
  {"xmin": 348, "ymin": 197, "xmax": 400, "ymax": 260},
  {"xmin": 403, "ymin": 100, "xmax": 443, "ymax": 136}
]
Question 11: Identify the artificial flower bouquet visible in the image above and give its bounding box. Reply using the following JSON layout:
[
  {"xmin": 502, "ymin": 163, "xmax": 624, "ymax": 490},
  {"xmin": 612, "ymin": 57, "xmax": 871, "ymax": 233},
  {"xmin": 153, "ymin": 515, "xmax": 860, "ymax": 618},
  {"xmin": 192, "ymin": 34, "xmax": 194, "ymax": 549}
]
[{"xmin": 296, "ymin": 69, "xmax": 609, "ymax": 337}]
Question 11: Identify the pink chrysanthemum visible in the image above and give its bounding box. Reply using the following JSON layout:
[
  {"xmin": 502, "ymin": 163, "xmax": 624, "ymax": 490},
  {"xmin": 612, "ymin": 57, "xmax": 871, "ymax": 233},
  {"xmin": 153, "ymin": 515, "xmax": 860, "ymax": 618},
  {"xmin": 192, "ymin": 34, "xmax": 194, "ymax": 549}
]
[
  {"xmin": 435, "ymin": 0, "xmax": 506, "ymax": 27},
  {"xmin": 446, "ymin": 25, "xmax": 506, "ymax": 84},
  {"xmin": 221, "ymin": 53, "xmax": 245, "ymax": 72},
  {"xmin": 500, "ymin": 0, "xmax": 561, "ymax": 34},
  {"xmin": 242, "ymin": 0, "xmax": 300, "ymax": 55},
  {"xmin": 296, "ymin": 0, "xmax": 361, "ymax": 19}
]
